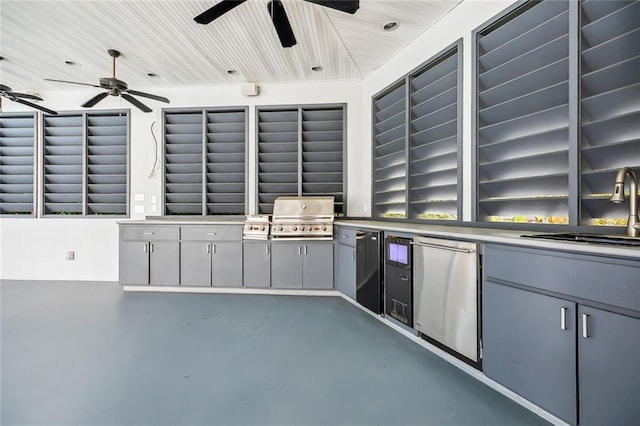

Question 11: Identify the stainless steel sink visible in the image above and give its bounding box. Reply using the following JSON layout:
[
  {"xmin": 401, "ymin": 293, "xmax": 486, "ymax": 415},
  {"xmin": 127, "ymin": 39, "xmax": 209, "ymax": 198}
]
[{"xmin": 521, "ymin": 233, "xmax": 640, "ymax": 247}]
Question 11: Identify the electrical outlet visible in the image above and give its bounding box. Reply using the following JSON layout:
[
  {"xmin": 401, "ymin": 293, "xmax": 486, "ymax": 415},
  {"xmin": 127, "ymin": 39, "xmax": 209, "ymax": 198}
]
[{"xmin": 66, "ymin": 251, "xmax": 75, "ymax": 261}]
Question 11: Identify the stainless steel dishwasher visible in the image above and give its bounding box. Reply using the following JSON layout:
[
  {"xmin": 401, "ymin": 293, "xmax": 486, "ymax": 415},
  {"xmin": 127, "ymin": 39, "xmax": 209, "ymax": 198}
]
[{"xmin": 412, "ymin": 236, "xmax": 480, "ymax": 364}]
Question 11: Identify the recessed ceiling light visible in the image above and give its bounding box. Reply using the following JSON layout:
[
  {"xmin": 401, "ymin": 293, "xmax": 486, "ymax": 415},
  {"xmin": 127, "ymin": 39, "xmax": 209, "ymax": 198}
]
[
  {"xmin": 146, "ymin": 72, "xmax": 160, "ymax": 78},
  {"xmin": 382, "ymin": 21, "xmax": 399, "ymax": 32},
  {"xmin": 226, "ymin": 69, "xmax": 239, "ymax": 75},
  {"xmin": 311, "ymin": 65, "xmax": 323, "ymax": 72},
  {"xmin": 64, "ymin": 60, "xmax": 80, "ymax": 66}
]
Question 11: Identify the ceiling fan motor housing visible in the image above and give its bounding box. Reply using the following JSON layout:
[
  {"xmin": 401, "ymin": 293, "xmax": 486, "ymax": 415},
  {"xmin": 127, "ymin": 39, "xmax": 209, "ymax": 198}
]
[{"xmin": 100, "ymin": 77, "xmax": 128, "ymax": 92}]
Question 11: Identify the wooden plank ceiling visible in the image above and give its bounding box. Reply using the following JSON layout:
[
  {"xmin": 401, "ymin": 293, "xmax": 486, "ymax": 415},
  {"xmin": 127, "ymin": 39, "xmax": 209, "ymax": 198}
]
[{"xmin": 0, "ymin": 0, "xmax": 461, "ymax": 92}]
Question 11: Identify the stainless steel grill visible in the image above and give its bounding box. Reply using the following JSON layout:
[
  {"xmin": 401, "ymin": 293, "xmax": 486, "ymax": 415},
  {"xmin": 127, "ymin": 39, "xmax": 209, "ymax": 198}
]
[
  {"xmin": 242, "ymin": 215, "xmax": 271, "ymax": 240},
  {"xmin": 271, "ymin": 196, "xmax": 335, "ymax": 240}
]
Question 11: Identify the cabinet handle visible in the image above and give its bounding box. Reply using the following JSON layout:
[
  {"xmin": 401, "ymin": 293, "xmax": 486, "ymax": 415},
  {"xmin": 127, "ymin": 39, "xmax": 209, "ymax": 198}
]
[
  {"xmin": 560, "ymin": 307, "xmax": 567, "ymax": 330},
  {"xmin": 298, "ymin": 246, "xmax": 302, "ymax": 255},
  {"xmin": 582, "ymin": 313, "xmax": 589, "ymax": 338},
  {"xmin": 150, "ymin": 243, "xmax": 154, "ymax": 253},
  {"xmin": 207, "ymin": 232, "xmax": 216, "ymax": 236},
  {"xmin": 206, "ymin": 244, "xmax": 211, "ymax": 254},
  {"xmin": 144, "ymin": 232, "xmax": 155, "ymax": 235},
  {"xmin": 352, "ymin": 250, "xmax": 355, "ymax": 261},
  {"xmin": 342, "ymin": 235, "xmax": 348, "ymax": 239},
  {"xmin": 143, "ymin": 243, "xmax": 148, "ymax": 253},
  {"xmin": 212, "ymin": 244, "xmax": 216, "ymax": 254},
  {"xmin": 265, "ymin": 245, "xmax": 270, "ymax": 255},
  {"xmin": 304, "ymin": 245, "xmax": 308, "ymax": 255}
]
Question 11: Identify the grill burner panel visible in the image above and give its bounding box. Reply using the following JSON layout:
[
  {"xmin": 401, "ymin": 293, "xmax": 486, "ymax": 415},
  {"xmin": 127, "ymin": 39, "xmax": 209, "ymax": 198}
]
[
  {"xmin": 271, "ymin": 196, "xmax": 335, "ymax": 239},
  {"xmin": 242, "ymin": 215, "xmax": 271, "ymax": 240}
]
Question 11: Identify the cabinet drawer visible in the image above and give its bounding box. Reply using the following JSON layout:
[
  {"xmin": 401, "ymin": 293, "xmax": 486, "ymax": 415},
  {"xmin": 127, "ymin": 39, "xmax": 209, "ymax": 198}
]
[
  {"xmin": 336, "ymin": 227, "xmax": 358, "ymax": 247},
  {"xmin": 120, "ymin": 226, "xmax": 180, "ymax": 241},
  {"xmin": 485, "ymin": 244, "xmax": 640, "ymax": 313},
  {"xmin": 181, "ymin": 225, "xmax": 242, "ymax": 241}
]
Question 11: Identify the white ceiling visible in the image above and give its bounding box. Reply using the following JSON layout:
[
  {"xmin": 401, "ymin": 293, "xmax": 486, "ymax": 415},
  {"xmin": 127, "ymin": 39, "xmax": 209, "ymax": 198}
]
[{"xmin": 0, "ymin": 0, "xmax": 462, "ymax": 94}]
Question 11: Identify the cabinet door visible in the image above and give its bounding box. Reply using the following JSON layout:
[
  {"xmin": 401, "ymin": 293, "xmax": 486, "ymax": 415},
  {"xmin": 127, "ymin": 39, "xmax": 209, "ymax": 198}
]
[
  {"xmin": 244, "ymin": 242, "xmax": 271, "ymax": 288},
  {"xmin": 271, "ymin": 243, "xmax": 303, "ymax": 289},
  {"xmin": 483, "ymin": 281, "xmax": 577, "ymax": 425},
  {"xmin": 119, "ymin": 241, "xmax": 149, "ymax": 285},
  {"xmin": 181, "ymin": 242, "xmax": 212, "ymax": 287},
  {"xmin": 578, "ymin": 306, "xmax": 640, "ymax": 426},
  {"xmin": 211, "ymin": 242, "xmax": 243, "ymax": 287},
  {"xmin": 149, "ymin": 242, "xmax": 180, "ymax": 286},
  {"xmin": 303, "ymin": 242, "xmax": 334, "ymax": 289},
  {"xmin": 335, "ymin": 243, "xmax": 356, "ymax": 299}
]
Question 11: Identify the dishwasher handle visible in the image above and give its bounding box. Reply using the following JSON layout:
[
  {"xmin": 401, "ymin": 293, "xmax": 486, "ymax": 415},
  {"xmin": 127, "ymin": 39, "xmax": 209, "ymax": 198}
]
[{"xmin": 410, "ymin": 241, "xmax": 476, "ymax": 254}]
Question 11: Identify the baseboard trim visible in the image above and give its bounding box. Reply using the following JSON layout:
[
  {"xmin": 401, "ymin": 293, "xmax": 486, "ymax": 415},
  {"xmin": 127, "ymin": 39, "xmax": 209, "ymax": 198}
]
[{"xmin": 122, "ymin": 285, "xmax": 341, "ymax": 297}]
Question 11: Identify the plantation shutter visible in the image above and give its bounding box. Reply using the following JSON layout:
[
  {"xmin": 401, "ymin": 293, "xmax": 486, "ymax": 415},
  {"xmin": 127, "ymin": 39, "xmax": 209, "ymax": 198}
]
[
  {"xmin": 301, "ymin": 106, "xmax": 344, "ymax": 215},
  {"xmin": 164, "ymin": 110, "xmax": 204, "ymax": 215},
  {"xmin": 579, "ymin": 0, "xmax": 640, "ymax": 225},
  {"xmin": 86, "ymin": 112, "xmax": 128, "ymax": 215},
  {"xmin": 475, "ymin": 0, "xmax": 570, "ymax": 224},
  {"xmin": 42, "ymin": 114, "xmax": 84, "ymax": 215},
  {"xmin": 0, "ymin": 113, "xmax": 36, "ymax": 215},
  {"xmin": 372, "ymin": 82, "xmax": 407, "ymax": 218},
  {"xmin": 205, "ymin": 109, "xmax": 246, "ymax": 215},
  {"xmin": 409, "ymin": 46, "xmax": 460, "ymax": 220}
]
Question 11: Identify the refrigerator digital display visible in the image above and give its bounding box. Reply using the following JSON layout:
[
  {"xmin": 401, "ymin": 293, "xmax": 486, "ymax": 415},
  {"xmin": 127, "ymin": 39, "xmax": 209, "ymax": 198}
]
[{"xmin": 388, "ymin": 243, "xmax": 408, "ymax": 265}]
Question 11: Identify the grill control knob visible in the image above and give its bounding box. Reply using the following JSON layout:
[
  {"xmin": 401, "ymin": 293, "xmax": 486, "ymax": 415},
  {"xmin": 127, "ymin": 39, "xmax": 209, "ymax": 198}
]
[
  {"xmin": 260, "ymin": 226, "xmax": 265, "ymax": 231},
  {"xmin": 292, "ymin": 226, "xmax": 298, "ymax": 231},
  {"xmin": 321, "ymin": 226, "xmax": 327, "ymax": 231}
]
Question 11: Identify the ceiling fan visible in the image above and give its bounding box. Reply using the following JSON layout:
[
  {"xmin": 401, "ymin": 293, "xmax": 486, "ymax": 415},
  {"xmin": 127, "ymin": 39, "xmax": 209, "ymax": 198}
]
[
  {"xmin": 194, "ymin": 0, "xmax": 360, "ymax": 48},
  {"xmin": 44, "ymin": 49, "xmax": 170, "ymax": 113},
  {"xmin": 0, "ymin": 84, "xmax": 58, "ymax": 115}
]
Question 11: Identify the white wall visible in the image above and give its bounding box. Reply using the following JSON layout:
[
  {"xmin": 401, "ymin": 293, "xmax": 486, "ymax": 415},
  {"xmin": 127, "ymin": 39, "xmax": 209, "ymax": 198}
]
[
  {"xmin": 0, "ymin": 81, "xmax": 363, "ymax": 281},
  {"xmin": 1, "ymin": 0, "xmax": 517, "ymax": 281}
]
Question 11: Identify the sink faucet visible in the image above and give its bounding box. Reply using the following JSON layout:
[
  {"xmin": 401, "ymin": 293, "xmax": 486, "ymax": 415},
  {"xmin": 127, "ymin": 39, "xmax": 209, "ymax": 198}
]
[{"xmin": 610, "ymin": 167, "xmax": 639, "ymax": 237}]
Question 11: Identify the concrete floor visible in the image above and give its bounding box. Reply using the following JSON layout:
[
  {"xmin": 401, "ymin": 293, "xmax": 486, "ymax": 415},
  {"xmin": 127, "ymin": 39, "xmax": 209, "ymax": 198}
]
[{"xmin": 1, "ymin": 280, "xmax": 549, "ymax": 425}]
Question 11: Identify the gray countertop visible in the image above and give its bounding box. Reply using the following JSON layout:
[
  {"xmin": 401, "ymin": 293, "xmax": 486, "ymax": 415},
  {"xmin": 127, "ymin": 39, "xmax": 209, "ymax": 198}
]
[
  {"xmin": 118, "ymin": 217, "xmax": 640, "ymax": 260},
  {"xmin": 335, "ymin": 220, "xmax": 640, "ymax": 260}
]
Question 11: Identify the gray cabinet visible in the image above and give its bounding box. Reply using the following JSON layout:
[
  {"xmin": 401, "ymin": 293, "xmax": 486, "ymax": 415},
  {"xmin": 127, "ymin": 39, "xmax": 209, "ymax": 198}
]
[
  {"xmin": 578, "ymin": 306, "xmax": 640, "ymax": 426},
  {"xmin": 119, "ymin": 225, "xmax": 180, "ymax": 286},
  {"xmin": 180, "ymin": 225, "xmax": 243, "ymax": 288},
  {"xmin": 483, "ymin": 244, "xmax": 640, "ymax": 426},
  {"xmin": 243, "ymin": 242, "xmax": 271, "ymax": 288},
  {"xmin": 483, "ymin": 281, "xmax": 577, "ymax": 424},
  {"xmin": 335, "ymin": 227, "xmax": 357, "ymax": 299},
  {"xmin": 271, "ymin": 241, "xmax": 334, "ymax": 289}
]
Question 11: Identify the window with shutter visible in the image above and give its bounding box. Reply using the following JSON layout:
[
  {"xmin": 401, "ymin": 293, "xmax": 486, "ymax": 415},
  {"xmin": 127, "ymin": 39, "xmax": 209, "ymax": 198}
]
[
  {"xmin": 42, "ymin": 114, "xmax": 84, "ymax": 215},
  {"xmin": 163, "ymin": 110, "xmax": 204, "ymax": 215},
  {"xmin": 205, "ymin": 110, "xmax": 246, "ymax": 215},
  {"xmin": 86, "ymin": 112, "xmax": 128, "ymax": 215},
  {"xmin": 257, "ymin": 104, "xmax": 345, "ymax": 215},
  {"xmin": 0, "ymin": 112, "xmax": 36, "ymax": 216},
  {"xmin": 579, "ymin": 0, "xmax": 640, "ymax": 226},
  {"xmin": 409, "ymin": 44, "xmax": 461, "ymax": 220},
  {"xmin": 372, "ymin": 82, "xmax": 407, "ymax": 218},
  {"xmin": 474, "ymin": 0, "xmax": 570, "ymax": 224},
  {"xmin": 42, "ymin": 110, "xmax": 129, "ymax": 217},
  {"xmin": 163, "ymin": 107, "xmax": 247, "ymax": 216}
]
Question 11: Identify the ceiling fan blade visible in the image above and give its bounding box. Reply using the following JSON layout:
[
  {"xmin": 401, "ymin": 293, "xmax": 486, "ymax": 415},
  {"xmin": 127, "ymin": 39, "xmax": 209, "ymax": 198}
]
[
  {"xmin": 1, "ymin": 84, "xmax": 13, "ymax": 92},
  {"xmin": 44, "ymin": 78, "xmax": 101, "ymax": 88},
  {"xmin": 82, "ymin": 92, "xmax": 109, "ymax": 107},
  {"xmin": 267, "ymin": 0, "xmax": 297, "ymax": 48},
  {"xmin": 11, "ymin": 97, "xmax": 58, "ymax": 115},
  {"xmin": 305, "ymin": 0, "xmax": 359, "ymax": 14},
  {"xmin": 7, "ymin": 92, "xmax": 43, "ymax": 101},
  {"xmin": 194, "ymin": 0, "xmax": 247, "ymax": 24},
  {"xmin": 121, "ymin": 93, "xmax": 152, "ymax": 113},
  {"xmin": 126, "ymin": 89, "xmax": 170, "ymax": 103}
]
